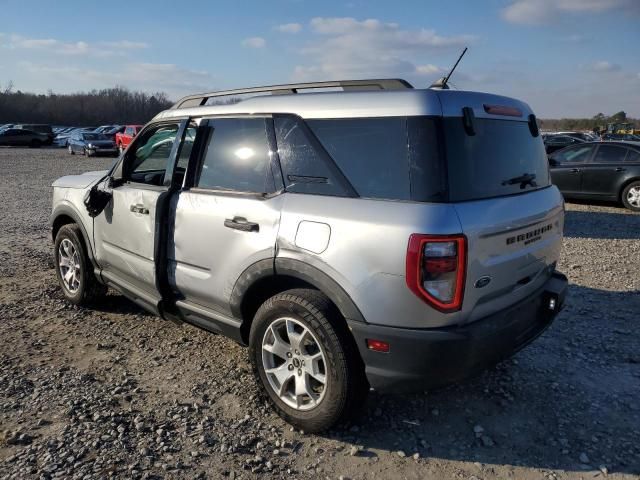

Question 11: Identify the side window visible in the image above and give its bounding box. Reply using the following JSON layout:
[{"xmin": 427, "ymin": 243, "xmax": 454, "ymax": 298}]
[
  {"xmin": 274, "ymin": 116, "xmax": 346, "ymax": 196},
  {"xmin": 625, "ymin": 149, "xmax": 640, "ymax": 163},
  {"xmin": 307, "ymin": 118, "xmax": 410, "ymax": 200},
  {"xmin": 594, "ymin": 145, "xmax": 628, "ymax": 163},
  {"xmin": 125, "ymin": 123, "xmax": 179, "ymax": 185},
  {"xmin": 176, "ymin": 124, "xmax": 197, "ymax": 170},
  {"xmin": 197, "ymin": 118, "xmax": 273, "ymax": 193},
  {"xmin": 552, "ymin": 145, "xmax": 594, "ymax": 164},
  {"xmin": 125, "ymin": 127, "xmax": 133, "ymax": 136}
]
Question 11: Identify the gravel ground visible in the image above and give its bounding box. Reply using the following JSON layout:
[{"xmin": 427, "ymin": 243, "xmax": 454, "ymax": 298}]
[{"xmin": 1, "ymin": 147, "xmax": 639, "ymax": 480}]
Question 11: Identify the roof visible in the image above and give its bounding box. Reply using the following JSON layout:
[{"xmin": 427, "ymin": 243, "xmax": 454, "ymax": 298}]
[{"xmin": 153, "ymin": 79, "xmax": 534, "ymax": 121}]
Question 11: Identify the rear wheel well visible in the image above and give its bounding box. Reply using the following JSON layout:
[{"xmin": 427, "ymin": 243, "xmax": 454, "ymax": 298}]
[{"xmin": 239, "ymin": 275, "xmax": 315, "ymax": 343}]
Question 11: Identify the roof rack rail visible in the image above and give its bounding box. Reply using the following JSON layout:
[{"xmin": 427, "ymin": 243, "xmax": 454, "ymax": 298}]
[{"xmin": 172, "ymin": 78, "xmax": 413, "ymax": 109}]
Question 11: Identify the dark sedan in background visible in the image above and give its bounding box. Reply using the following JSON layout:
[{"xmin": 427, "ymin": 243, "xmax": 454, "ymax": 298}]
[
  {"xmin": 67, "ymin": 132, "xmax": 117, "ymax": 157},
  {"xmin": 0, "ymin": 128, "xmax": 50, "ymax": 147},
  {"xmin": 544, "ymin": 134, "xmax": 585, "ymax": 154},
  {"xmin": 549, "ymin": 141, "xmax": 640, "ymax": 211}
]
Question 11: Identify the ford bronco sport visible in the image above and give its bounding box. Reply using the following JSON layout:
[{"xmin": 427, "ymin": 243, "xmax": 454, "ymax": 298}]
[{"xmin": 51, "ymin": 79, "xmax": 568, "ymax": 432}]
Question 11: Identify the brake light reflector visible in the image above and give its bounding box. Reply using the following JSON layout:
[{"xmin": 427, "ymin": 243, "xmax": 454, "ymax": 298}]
[
  {"xmin": 366, "ymin": 339, "xmax": 390, "ymax": 353},
  {"xmin": 406, "ymin": 234, "xmax": 466, "ymax": 312},
  {"xmin": 483, "ymin": 104, "xmax": 523, "ymax": 117}
]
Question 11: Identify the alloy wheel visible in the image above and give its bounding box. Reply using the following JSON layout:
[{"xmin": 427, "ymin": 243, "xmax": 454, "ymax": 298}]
[
  {"xmin": 58, "ymin": 238, "xmax": 81, "ymax": 293},
  {"xmin": 261, "ymin": 317, "xmax": 327, "ymax": 411},
  {"xmin": 627, "ymin": 186, "xmax": 640, "ymax": 208}
]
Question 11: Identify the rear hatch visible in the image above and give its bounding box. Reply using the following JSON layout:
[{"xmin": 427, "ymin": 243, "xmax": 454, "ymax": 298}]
[{"xmin": 438, "ymin": 92, "xmax": 564, "ymax": 322}]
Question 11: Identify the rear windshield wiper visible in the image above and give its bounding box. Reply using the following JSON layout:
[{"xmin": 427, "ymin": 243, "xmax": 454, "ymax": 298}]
[{"xmin": 501, "ymin": 173, "xmax": 537, "ymax": 189}]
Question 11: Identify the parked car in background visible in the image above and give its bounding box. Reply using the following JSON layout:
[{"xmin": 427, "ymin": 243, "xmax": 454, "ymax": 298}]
[
  {"xmin": 94, "ymin": 125, "xmax": 119, "ymax": 134},
  {"xmin": 544, "ymin": 134, "xmax": 585, "ymax": 154},
  {"xmin": 14, "ymin": 124, "xmax": 54, "ymax": 145},
  {"xmin": 67, "ymin": 131, "xmax": 117, "ymax": 156},
  {"xmin": 55, "ymin": 127, "xmax": 96, "ymax": 147},
  {"xmin": 101, "ymin": 125, "xmax": 125, "ymax": 142},
  {"xmin": 1, "ymin": 124, "xmax": 15, "ymax": 132},
  {"xmin": 0, "ymin": 128, "xmax": 50, "ymax": 147},
  {"xmin": 602, "ymin": 133, "xmax": 640, "ymax": 142},
  {"xmin": 115, "ymin": 125, "xmax": 142, "ymax": 154},
  {"xmin": 549, "ymin": 141, "xmax": 640, "ymax": 211}
]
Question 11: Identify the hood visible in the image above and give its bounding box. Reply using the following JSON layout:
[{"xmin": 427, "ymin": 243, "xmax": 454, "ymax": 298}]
[{"xmin": 52, "ymin": 170, "xmax": 109, "ymax": 189}]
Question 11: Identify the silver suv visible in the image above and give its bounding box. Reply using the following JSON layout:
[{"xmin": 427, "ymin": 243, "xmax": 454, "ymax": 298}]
[{"xmin": 51, "ymin": 79, "xmax": 568, "ymax": 432}]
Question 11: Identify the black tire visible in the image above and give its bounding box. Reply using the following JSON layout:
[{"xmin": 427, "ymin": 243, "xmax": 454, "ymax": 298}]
[
  {"xmin": 621, "ymin": 181, "xmax": 640, "ymax": 212},
  {"xmin": 29, "ymin": 139, "xmax": 41, "ymax": 148},
  {"xmin": 54, "ymin": 224, "xmax": 107, "ymax": 306},
  {"xmin": 249, "ymin": 289, "xmax": 368, "ymax": 432}
]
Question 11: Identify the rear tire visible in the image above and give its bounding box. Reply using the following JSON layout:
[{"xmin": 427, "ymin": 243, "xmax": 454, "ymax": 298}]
[
  {"xmin": 54, "ymin": 224, "xmax": 107, "ymax": 306},
  {"xmin": 621, "ymin": 181, "xmax": 640, "ymax": 212},
  {"xmin": 249, "ymin": 289, "xmax": 368, "ymax": 432}
]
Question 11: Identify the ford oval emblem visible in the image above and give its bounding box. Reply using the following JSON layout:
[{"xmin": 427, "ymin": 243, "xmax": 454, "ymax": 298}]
[{"xmin": 474, "ymin": 276, "xmax": 492, "ymax": 289}]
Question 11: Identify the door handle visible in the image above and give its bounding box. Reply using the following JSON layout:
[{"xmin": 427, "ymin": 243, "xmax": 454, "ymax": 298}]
[
  {"xmin": 130, "ymin": 204, "xmax": 149, "ymax": 215},
  {"xmin": 569, "ymin": 168, "xmax": 581, "ymax": 173},
  {"xmin": 615, "ymin": 167, "xmax": 626, "ymax": 172},
  {"xmin": 224, "ymin": 217, "xmax": 259, "ymax": 232}
]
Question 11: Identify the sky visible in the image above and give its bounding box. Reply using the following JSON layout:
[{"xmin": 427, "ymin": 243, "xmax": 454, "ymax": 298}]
[{"xmin": 0, "ymin": 0, "xmax": 639, "ymax": 118}]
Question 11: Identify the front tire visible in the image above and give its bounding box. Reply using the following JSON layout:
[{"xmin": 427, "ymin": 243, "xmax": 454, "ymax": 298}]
[
  {"xmin": 54, "ymin": 224, "xmax": 106, "ymax": 306},
  {"xmin": 622, "ymin": 181, "xmax": 640, "ymax": 212},
  {"xmin": 249, "ymin": 289, "xmax": 368, "ymax": 432}
]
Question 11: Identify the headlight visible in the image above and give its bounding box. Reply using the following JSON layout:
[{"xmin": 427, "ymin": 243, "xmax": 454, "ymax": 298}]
[{"xmin": 88, "ymin": 143, "xmax": 94, "ymax": 148}]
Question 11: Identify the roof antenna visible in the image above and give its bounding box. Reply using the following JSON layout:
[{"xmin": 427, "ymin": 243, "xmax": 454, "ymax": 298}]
[{"xmin": 430, "ymin": 47, "xmax": 468, "ymax": 90}]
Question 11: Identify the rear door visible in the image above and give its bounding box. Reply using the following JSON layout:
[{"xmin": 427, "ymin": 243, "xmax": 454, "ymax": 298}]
[
  {"xmin": 169, "ymin": 116, "xmax": 283, "ymax": 325},
  {"xmin": 581, "ymin": 144, "xmax": 628, "ymax": 197},
  {"xmin": 549, "ymin": 144, "xmax": 596, "ymax": 195}
]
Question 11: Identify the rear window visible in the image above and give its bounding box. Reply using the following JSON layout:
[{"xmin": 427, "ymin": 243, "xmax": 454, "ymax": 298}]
[{"xmin": 443, "ymin": 118, "xmax": 550, "ymax": 202}]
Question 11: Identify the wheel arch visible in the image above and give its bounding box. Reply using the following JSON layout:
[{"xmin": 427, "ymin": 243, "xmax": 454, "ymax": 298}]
[
  {"xmin": 50, "ymin": 205, "xmax": 97, "ymax": 266},
  {"xmin": 231, "ymin": 258, "xmax": 366, "ymax": 344},
  {"xmin": 619, "ymin": 176, "xmax": 640, "ymax": 201}
]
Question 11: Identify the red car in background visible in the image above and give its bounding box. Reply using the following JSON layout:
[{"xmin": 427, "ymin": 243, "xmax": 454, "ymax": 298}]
[{"xmin": 115, "ymin": 125, "xmax": 143, "ymax": 154}]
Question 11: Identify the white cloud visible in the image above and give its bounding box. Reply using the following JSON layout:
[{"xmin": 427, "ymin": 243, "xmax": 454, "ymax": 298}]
[
  {"xmin": 292, "ymin": 17, "xmax": 474, "ymax": 81},
  {"xmin": 1, "ymin": 33, "xmax": 147, "ymax": 56},
  {"xmin": 242, "ymin": 37, "xmax": 266, "ymax": 48},
  {"xmin": 502, "ymin": 0, "xmax": 640, "ymax": 25},
  {"xmin": 275, "ymin": 23, "xmax": 302, "ymax": 34},
  {"xmin": 17, "ymin": 61, "xmax": 216, "ymax": 99},
  {"xmin": 587, "ymin": 60, "xmax": 622, "ymax": 72}
]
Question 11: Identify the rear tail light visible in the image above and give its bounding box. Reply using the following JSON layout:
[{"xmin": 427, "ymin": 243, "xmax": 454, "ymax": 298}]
[{"xmin": 406, "ymin": 234, "xmax": 466, "ymax": 312}]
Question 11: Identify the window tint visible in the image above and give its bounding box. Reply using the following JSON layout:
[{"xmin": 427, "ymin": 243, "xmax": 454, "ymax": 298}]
[
  {"xmin": 407, "ymin": 117, "xmax": 447, "ymax": 202},
  {"xmin": 307, "ymin": 118, "xmax": 410, "ymax": 200},
  {"xmin": 626, "ymin": 149, "xmax": 640, "ymax": 163},
  {"xmin": 127, "ymin": 123, "xmax": 179, "ymax": 185},
  {"xmin": 551, "ymin": 145, "xmax": 594, "ymax": 164},
  {"xmin": 594, "ymin": 145, "xmax": 628, "ymax": 163},
  {"xmin": 274, "ymin": 116, "xmax": 346, "ymax": 196},
  {"xmin": 197, "ymin": 118, "xmax": 272, "ymax": 193},
  {"xmin": 444, "ymin": 118, "xmax": 550, "ymax": 201}
]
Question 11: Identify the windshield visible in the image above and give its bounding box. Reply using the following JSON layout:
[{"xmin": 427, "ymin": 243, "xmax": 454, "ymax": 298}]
[
  {"xmin": 82, "ymin": 133, "xmax": 109, "ymax": 140},
  {"xmin": 443, "ymin": 118, "xmax": 550, "ymax": 201}
]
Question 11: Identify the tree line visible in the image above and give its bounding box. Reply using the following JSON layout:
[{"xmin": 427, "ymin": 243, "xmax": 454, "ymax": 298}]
[
  {"xmin": 0, "ymin": 82, "xmax": 638, "ymax": 131},
  {"xmin": 0, "ymin": 83, "xmax": 173, "ymax": 126},
  {"xmin": 539, "ymin": 111, "xmax": 639, "ymax": 132}
]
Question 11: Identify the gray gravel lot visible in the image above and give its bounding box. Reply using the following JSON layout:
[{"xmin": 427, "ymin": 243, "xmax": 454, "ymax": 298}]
[{"xmin": 1, "ymin": 147, "xmax": 639, "ymax": 480}]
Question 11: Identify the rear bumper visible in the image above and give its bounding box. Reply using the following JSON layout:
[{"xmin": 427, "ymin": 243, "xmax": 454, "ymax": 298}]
[{"xmin": 348, "ymin": 271, "xmax": 568, "ymax": 392}]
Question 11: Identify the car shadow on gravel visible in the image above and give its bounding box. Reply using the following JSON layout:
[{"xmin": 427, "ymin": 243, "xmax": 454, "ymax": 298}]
[
  {"xmin": 324, "ymin": 284, "xmax": 640, "ymax": 475},
  {"xmin": 89, "ymin": 293, "xmax": 154, "ymax": 316},
  {"xmin": 564, "ymin": 209, "xmax": 640, "ymax": 239}
]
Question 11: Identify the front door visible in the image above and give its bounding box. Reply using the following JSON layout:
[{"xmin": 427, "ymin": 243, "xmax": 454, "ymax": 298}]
[
  {"xmin": 169, "ymin": 116, "xmax": 283, "ymax": 324},
  {"xmin": 93, "ymin": 121, "xmax": 186, "ymax": 312}
]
